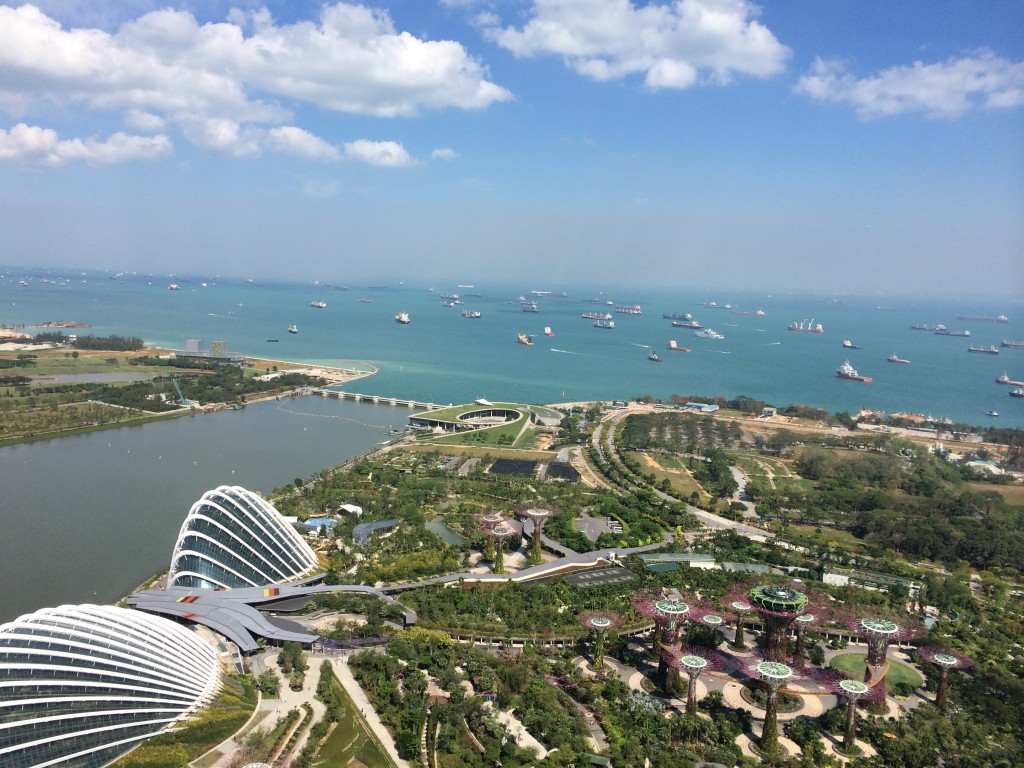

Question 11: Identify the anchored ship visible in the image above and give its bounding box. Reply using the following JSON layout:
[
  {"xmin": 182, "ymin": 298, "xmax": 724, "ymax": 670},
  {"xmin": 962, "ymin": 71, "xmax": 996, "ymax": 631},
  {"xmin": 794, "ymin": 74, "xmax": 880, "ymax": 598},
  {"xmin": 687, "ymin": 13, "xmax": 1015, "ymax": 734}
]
[
  {"xmin": 996, "ymin": 373, "xmax": 1024, "ymax": 386},
  {"xmin": 935, "ymin": 328, "xmax": 971, "ymax": 337},
  {"xmin": 582, "ymin": 311, "xmax": 613, "ymax": 320},
  {"xmin": 789, "ymin": 319, "xmax": 823, "ymax": 333},
  {"xmin": 958, "ymin": 313, "xmax": 1008, "ymax": 323},
  {"xmin": 521, "ymin": 301, "xmax": 539, "ymax": 312},
  {"xmin": 594, "ymin": 319, "xmax": 615, "ymax": 329},
  {"xmin": 1010, "ymin": 388, "xmax": 1024, "ymax": 399},
  {"xmin": 888, "ymin": 353, "xmax": 911, "ymax": 364},
  {"xmin": 518, "ymin": 332, "xmax": 534, "ymax": 346},
  {"xmin": 842, "ymin": 340, "xmax": 861, "ymax": 349},
  {"xmin": 663, "ymin": 312, "xmax": 693, "ymax": 321},
  {"xmin": 462, "ymin": 309, "xmax": 481, "ymax": 319},
  {"xmin": 1001, "ymin": 340, "xmax": 1024, "ymax": 349},
  {"xmin": 648, "ymin": 348, "xmax": 662, "ymax": 362},
  {"xmin": 671, "ymin": 319, "xmax": 702, "ymax": 329},
  {"xmin": 395, "ymin": 312, "xmax": 410, "ymax": 324},
  {"xmin": 615, "ymin": 305, "xmax": 643, "ymax": 315},
  {"xmin": 310, "ymin": 300, "xmax": 327, "ymax": 308},
  {"xmin": 695, "ymin": 328, "xmax": 724, "ymax": 340},
  {"xmin": 287, "ymin": 324, "xmax": 298, "ymax": 334},
  {"xmin": 667, "ymin": 340, "xmax": 691, "ymax": 352},
  {"xmin": 968, "ymin": 345, "xmax": 1000, "ymax": 355},
  {"xmin": 544, "ymin": 326, "xmax": 554, "ymax": 336},
  {"xmin": 836, "ymin": 360, "xmax": 872, "ymax": 382}
]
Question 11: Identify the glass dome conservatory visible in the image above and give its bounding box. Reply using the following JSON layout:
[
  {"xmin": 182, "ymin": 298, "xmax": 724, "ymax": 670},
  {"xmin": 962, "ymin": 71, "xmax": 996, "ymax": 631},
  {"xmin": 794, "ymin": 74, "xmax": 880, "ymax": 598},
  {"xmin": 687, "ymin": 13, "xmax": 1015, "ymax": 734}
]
[
  {"xmin": 168, "ymin": 485, "xmax": 319, "ymax": 590},
  {"xmin": 0, "ymin": 604, "xmax": 220, "ymax": 768}
]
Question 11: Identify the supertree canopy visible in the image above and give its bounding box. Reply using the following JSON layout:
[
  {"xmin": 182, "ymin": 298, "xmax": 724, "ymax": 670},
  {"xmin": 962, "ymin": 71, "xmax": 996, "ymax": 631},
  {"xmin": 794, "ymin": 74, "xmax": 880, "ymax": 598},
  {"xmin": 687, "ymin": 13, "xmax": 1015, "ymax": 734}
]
[
  {"xmin": 787, "ymin": 588, "xmax": 833, "ymax": 670},
  {"xmin": 840, "ymin": 609, "xmax": 926, "ymax": 710},
  {"xmin": 748, "ymin": 584, "xmax": 809, "ymax": 661},
  {"xmin": 578, "ymin": 611, "xmax": 623, "ymax": 670},
  {"xmin": 514, "ymin": 505, "xmax": 562, "ymax": 562},
  {"xmin": 630, "ymin": 589, "xmax": 702, "ymax": 661},
  {"xmin": 747, "ymin": 657, "xmax": 797, "ymax": 756},
  {"xmin": 661, "ymin": 645, "xmax": 725, "ymax": 714},
  {"xmin": 725, "ymin": 582, "xmax": 757, "ymax": 650},
  {"xmin": 918, "ymin": 646, "xmax": 973, "ymax": 710},
  {"xmin": 474, "ymin": 512, "xmax": 518, "ymax": 574}
]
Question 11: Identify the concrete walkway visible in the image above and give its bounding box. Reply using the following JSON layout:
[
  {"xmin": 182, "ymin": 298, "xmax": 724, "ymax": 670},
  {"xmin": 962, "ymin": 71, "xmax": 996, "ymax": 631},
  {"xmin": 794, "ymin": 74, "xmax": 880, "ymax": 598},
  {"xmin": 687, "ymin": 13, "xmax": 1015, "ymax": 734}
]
[{"xmin": 330, "ymin": 655, "xmax": 411, "ymax": 768}]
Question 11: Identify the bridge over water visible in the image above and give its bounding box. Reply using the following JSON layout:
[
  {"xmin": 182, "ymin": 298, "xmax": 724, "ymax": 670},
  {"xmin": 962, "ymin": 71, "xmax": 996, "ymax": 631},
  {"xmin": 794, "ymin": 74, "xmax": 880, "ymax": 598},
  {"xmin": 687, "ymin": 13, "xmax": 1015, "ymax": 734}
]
[{"xmin": 316, "ymin": 388, "xmax": 443, "ymax": 410}]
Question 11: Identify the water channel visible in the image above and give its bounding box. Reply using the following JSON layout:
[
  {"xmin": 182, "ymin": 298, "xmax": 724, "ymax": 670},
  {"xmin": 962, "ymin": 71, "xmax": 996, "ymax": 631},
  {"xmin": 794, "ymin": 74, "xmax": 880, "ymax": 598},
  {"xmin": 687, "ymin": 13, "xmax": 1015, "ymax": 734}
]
[{"xmin": 0, "ymin": 395, "xmax": 411, "ymax": 623}]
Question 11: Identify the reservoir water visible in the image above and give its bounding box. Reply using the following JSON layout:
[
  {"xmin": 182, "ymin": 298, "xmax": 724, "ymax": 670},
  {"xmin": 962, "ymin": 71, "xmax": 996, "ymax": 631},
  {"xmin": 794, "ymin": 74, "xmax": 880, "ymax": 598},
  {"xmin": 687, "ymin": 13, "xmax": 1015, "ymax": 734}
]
[{"xmin": 0, "ymin": 396, "xmax": 401, "ymax": 623}]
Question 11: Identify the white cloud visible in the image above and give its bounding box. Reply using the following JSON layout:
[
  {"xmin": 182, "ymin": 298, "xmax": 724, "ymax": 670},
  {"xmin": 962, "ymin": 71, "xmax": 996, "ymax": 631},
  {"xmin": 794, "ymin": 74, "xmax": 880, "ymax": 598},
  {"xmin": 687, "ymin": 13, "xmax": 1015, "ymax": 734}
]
[
  {"xmin": 0, "ymin": 122, "xmax": 171, "ymax": 166},
  {"xmin": 266, "ymin": 126, "xmax": 339, "ymax": 162},
  {"xmin": 343, "ymin": 139, "xmax": 414, "ymax": 167},
  {"xmin": 0, "ymin": 3, "xmax": 512, "ymax": 163},
  {"xmin": 431, "ymin": 147, "xmax": 458, "ymax": 160},
  {"xmin": 480, "ymin": 0, "xmax": 790, "ymax": 88},
  {"xmin": 795, "ymin": 51, "xmax": 1024, "ymax": 119}
]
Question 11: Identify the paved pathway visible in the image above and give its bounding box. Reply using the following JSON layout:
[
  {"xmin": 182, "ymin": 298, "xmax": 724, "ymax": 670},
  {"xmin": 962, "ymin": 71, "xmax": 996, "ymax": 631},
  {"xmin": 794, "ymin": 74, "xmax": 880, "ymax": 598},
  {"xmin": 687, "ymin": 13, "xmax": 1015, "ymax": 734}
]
[{"xmin": 330, "ymin": 655, "xmax": 411, "ymax": 768}]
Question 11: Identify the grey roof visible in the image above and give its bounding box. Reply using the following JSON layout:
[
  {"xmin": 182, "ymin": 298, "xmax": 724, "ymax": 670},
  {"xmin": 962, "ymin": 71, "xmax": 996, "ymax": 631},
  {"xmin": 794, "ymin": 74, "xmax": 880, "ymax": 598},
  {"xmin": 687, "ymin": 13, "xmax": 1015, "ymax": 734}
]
[
  {"xmin": 352, "ymin": 517, "xmax": 400, "ymax": 545},
  {"xmin": 128, "ymin": 582, "xmax": 416, "ymax": 653}
]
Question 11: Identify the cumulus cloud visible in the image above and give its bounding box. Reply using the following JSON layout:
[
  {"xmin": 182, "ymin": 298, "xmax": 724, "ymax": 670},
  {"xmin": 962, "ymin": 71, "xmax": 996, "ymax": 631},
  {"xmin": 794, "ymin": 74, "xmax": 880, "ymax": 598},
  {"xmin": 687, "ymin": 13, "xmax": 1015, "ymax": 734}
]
[
  {"xmin": 0, "ymin": 3, "xmax": 512, "ymax": 163},
  {"xmin": 343, "ymin": 140, "xmax": 414, "ymax": 167},
  {"xmin": 266, "ymin": 126, "xmax": 340, "ymax": 162},
  {"xmin": 480, "ymin": 0, "xmax": 790, "ymax": 88},
  {"xmin": 0, "ymin": 122, "xmax": 171, "ymax": 166},
  {"xmin": 431, "ymin": 147, "xmax": 458, "ymax": 160},
  {"xmin": 795, "ymin": 51, "xmax": 1024, "ymax": 119}
]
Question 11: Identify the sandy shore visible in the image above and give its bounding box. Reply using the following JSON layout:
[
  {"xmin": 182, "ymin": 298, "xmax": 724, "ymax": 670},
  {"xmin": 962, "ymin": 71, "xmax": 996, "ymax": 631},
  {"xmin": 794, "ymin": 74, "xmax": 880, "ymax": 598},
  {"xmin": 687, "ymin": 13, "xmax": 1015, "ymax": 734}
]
[{"xmin": 244, "ymin": 356, "xmax": 379, "ymax": 385}]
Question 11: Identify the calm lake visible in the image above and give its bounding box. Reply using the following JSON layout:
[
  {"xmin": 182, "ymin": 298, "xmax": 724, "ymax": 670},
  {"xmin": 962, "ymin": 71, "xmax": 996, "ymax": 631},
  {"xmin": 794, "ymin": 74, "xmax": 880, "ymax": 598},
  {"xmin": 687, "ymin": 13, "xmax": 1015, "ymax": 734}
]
[{"xmin": 0, "ymin": 396, "xmax": 409, "ymax": 623}]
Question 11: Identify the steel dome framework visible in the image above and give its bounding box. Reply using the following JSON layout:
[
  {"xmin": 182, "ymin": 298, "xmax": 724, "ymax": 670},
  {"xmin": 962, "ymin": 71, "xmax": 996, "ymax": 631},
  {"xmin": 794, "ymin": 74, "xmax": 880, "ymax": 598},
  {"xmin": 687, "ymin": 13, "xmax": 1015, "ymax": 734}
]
[
  {"xmin": 168, "ymin": 485, "xmax": 319, "ymax": 590},
  {"xmin": 0, "ymin": 604, "xmax": 220, "ymax": 768}
]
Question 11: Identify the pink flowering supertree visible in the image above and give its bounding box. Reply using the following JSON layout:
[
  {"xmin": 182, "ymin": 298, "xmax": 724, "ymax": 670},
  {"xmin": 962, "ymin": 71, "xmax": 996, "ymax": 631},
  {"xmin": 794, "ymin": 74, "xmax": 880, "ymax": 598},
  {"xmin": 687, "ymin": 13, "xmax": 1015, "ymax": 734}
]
[
  {"xmin": 787, "ymin": 587, "xmax": 833, "ymax": 670},
  {"xmin": 514, "ymin": 505, "xmax": 562, "ymax": 562},
  {"xmin": 817, "ymin": 667, "xmax": 884, "ymax": 752},
  {"xmin": 578, "ymin": 610, "xmax": 624, "ymax": 669},
  {"xmin": 661, "ymin": 645, "xmax": 725, "ymax": 714},
  {"xmin": 740, "ymin": 651, "xmax": 812, "ymax": 758},
  {"xmin": 840, "ymin": 608, "xmax": 926, "ymax": 711},
  {"xmin": 725, "ymin": 582, "xmax": 757, "ymax": 650},
  {"xmin": 474, "ymin": 512, "xmax": 518, "ymax": 574},
  {"xmin": 748, "ymin": 584, "xmax": 810, "ymax": 662},
  {"xmin": 630, "ymin": 588, "xmax": 707, "ymax": 661},
  {"xmin": 918, "ymin": 646, "xmax": 973, "ymax": 710}
]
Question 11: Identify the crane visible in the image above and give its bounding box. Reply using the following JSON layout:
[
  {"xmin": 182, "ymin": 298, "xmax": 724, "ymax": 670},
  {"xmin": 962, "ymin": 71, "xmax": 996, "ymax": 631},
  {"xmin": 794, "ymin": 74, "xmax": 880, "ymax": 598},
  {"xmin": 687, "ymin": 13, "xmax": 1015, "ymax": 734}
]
[{"xmin": 171, "ymin": 376, "xmax": 190, "ymax": 406}]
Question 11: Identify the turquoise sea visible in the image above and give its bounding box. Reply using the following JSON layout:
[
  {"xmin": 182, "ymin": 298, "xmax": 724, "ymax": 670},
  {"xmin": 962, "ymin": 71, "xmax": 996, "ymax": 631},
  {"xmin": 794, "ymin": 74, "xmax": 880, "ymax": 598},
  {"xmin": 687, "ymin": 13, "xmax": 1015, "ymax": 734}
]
[{"xmin": 3, "ymin": 270, "xmax": 1024, "ymax": 428}]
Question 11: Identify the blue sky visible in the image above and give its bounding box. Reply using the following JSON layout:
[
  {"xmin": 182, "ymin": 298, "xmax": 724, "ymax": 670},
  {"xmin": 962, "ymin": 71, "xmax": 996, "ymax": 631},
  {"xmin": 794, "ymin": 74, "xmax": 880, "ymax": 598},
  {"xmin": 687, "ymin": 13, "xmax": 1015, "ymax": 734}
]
[{"xmin": 0, "ymin": 1, "xmax": 1021, "ymax": 297}]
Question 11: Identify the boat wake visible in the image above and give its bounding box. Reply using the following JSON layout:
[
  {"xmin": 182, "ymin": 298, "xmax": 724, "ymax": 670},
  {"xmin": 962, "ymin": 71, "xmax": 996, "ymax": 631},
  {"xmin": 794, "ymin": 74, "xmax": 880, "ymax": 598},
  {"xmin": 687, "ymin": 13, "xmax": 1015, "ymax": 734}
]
[
  {"xmin": 628, "ymin": 342, "xmax": 650, "ymax": 348},
  {"xmin": 550, "ymin": 348, "xmax": 603, "ymax": 358},
  {"xmin": 753, "ymin": 328, "xmax": 766, "ymax": 332},
  {"xmin": 767, "ymin": 341, "xmax": 781, "ymax": 345}
]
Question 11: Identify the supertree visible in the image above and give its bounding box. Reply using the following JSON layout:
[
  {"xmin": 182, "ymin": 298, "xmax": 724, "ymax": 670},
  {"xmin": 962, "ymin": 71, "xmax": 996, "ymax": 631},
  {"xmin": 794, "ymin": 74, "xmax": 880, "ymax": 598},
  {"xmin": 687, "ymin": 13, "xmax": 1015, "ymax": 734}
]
[
  {"xmin": 578, "ymin": 610, "xmax": 623, "ymax": 670},
  {"xmin": 787, "ymin": 588, "xmax": 833, "ymax": 670},
  {"xmin": 514, "ymin": 505, "xmax": 562, "ymax": 563},
  {"xmin": 748, "ymin": 584, "xmax": 809, "ymax": 661},
  {"xmin": 694, "ymin": 613, "xmax": 726, "ymax": 648},
  {"xmin": 661, "ymin": 645, "xmax": 725, "ymax": 714},
  {"xmin": 816, "ymin": 667, "xmax": 882, "ymax": 753},
  {"xmin": 725, "ymin": 582, "xmax": 756, "ymax": 650},
  {"xmin": 918, "ymin": 646, "xmax": 973, "ymax": 710},
  {"xmin": 630, "ymin": 589, "xmax": 702, "ymax": 661},
  {"xmin": 743, "ymin": 654, "xmax": 801, "ymax": 757},
  {"xmin": 474, "ymin": 512, "xmax": 517, "ymax": 574},
  {"xmin": 840, "ymin": 609, "xmax": 926, "ymax": 711}
]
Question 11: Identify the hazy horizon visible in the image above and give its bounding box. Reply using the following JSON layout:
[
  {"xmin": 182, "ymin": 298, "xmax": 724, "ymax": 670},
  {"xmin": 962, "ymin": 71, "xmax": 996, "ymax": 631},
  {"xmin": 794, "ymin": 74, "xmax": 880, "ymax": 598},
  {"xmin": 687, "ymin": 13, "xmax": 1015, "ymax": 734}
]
[{"xmin": 1, "ymin": 1, "xmax": 1021, "ymax": 299}]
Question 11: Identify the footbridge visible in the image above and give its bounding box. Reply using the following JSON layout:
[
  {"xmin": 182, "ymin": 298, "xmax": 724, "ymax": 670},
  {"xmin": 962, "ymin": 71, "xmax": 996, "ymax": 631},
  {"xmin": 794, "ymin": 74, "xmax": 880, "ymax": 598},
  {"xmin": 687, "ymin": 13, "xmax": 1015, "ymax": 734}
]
[{"xmin": 317, "ymin": 388, "xmax": 443, "ymax": 409}]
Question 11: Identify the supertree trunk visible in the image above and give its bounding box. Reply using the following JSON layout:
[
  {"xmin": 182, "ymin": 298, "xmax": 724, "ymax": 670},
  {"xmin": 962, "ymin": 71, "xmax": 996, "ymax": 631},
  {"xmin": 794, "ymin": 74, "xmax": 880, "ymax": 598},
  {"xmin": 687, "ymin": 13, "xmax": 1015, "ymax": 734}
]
[
  {"xmin": 733, "ymin": 614, "xmax": 746, "ymax": 649},
  {"xmin": 761, "ymin": 687, "xmax": 780, "ymax": 754},
  {"xmin": 935, "ymin": 667, "xmax": 949, "ymax": 709},
  {"xmin": 494, "ymin": 544, "xmax": 504, "ymax": 574},
  {"xmin": 686, "ymin": 673, "xmax": 698, "ymax": 715},
  {"xmin": 844, "ymin": 697, "xmax": 858, "ymax": 750},
  {"xmin": 764, "ymin": 618, "xmax": 789, "ymax": 662},
  {"xmin": 793, "ymin": 625, "xmax": 807, "ymax": 670},
  {"xmin": 594, "ymin": 631, "xmax": 605, "ymax": 668}
]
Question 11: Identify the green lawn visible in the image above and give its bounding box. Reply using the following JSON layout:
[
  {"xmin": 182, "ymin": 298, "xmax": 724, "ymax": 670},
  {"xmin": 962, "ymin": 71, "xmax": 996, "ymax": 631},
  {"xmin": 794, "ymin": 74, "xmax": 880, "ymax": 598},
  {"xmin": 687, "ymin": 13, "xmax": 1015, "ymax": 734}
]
[
  {"xmin": 316, "ymin": 675, "xmax": 394, "ymax": 768},
  {"xmin": 829, "ymin": 653, "xmax": 923, "ymax": 688}
]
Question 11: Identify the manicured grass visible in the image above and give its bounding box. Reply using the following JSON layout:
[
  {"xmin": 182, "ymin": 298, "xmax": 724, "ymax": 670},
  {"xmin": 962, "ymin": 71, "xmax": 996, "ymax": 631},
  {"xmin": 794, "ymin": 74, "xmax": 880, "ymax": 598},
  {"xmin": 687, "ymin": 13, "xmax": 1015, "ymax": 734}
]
[
  {"xmin": 426, "ymin": 416, "xmax": 526, "ymax": 446},
  {"xmin": 629, "ymin": 451, "xmax": 709, "ymax": 503},
  {"xmin": 316, "ymin": 674, "xmax": 394, "ymax": 768},
  {"xmin": 829, "ymin": 653, "xmax": 923, "ymax": 688}
]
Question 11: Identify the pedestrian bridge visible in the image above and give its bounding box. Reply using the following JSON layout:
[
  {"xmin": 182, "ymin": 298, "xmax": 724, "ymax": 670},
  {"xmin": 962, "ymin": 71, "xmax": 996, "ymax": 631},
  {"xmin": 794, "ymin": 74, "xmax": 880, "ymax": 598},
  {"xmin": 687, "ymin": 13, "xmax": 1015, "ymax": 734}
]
[{"xmin": 317, "ymin": 388, "xmax": 443, "ymax": 409}]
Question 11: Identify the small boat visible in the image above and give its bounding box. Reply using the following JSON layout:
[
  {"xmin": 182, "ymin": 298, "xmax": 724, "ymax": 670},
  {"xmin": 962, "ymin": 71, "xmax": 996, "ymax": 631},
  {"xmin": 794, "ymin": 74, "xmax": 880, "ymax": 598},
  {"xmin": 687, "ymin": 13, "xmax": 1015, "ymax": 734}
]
[
  {"xmin": 310, "ymin": 300, "xmax": 327, "ymax": 308},
  {"xmin": 996, "ymin": 373, "xmax": 1024, "ymax": 386},
  {"xmin": 836, "ymin": 360, "xmax": 872, "ymax": 382},
  {"xmin": 167, "ymin": 283, "xmax": 180, "ymax": 290},
  {"xmin": 888, "ymin": 354, "xmax": 911, "ymax": 364},
  {"xmin": 395, "ymin": 312, "xmax": 410, "ymax": 324},
  {"xmin": 968, "ymin": 345, "xmax": 999, "ymax": 355},
  {"xmin": 518, "ymin": 333, "xmax": 534, "ymax": 346},
  {"xmin": 1010, "ymin": 388, "xmax": 1024, "ymax": 398},
  {"xmin": 544, "ymin": 326, "xmax": 554, "ymax": 336},
  {"xmin": 987, "ymin": 411, "xmax": 999, "ymax": 417},
  {"xmin": 667, "ymin": 340, "xmax": 691, "ymax": 352},
  {"xmin": 593, "ymin": 319, "xmax": 615, "ymax": 329},
  {"xmin": 648, "ymin": 348, "xmax": 662, "ymax": 362},
  {"xmin": 358, "ymin": 298, "xmax": 374, "ymax": 303},
  {"xmin": 266, "ymin": 338, "xmax": 279, "ymax": 343},
  {"xmin": 462, "ymin": 309, "xmax": 482, "ymax": 319},
  {"xmin": 287, "ymin": 325, "xmax": 298, "ymax": 334},
  {"xmin": 842, "ymin": 340, "xmax": 861, "ymax": 349}
]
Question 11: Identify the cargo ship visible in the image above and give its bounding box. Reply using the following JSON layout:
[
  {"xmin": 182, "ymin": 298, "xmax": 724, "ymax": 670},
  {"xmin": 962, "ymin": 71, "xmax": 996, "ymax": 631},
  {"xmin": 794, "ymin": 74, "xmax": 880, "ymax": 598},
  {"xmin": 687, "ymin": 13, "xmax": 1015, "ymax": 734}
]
[
  {"xmin": 522, "ymin": 301, "xmax": 539, "ymax": 312},
  {"xmin": 968, "ymin": 345, "xmax": 999, "ymax": 355},
  {"xmin": 888, "ymin": 353, "xmax": 911, "ymax": 364},
  {"xmin": 789, "ymin": 319, "xmax": 823, "ymax": 333},
  {"xmin": 935, "ymin": 328, "xmax": 971, "ymax": 337},
  {"xmin": 395, "ymin": 312, "xmax": 410, "ymax": 324},
  {"xmin": 518, "ymin": 332, "xmax": 534, "ymax": 346},
  {"xmin": 310, "ymin": 300, "xmax": 327, "ymax": 308},
  {"xmin": 842, "ymin": 339, "xmax": 861, "ymax": 349},
  {"xmin": 733, "ymin": 308, "xmax": 766, "ymax": 316},
  {"xmin": 1001, "ymin": 340, "xmax": 1024, "ymax": 349},
  {"xmin": 544, "ymin": 326, "xmax": 554, "ymax": 336},
  {"xmin": 287, "ymin": 324, "xmax": 298, "ymax": 334},
  {"xmin": 648, "ymin": 348, "xmax": 662, "ymax": 362},
  {"xmin": 462, "ymin": 309, "xmax": 481, "ymax": 319},
  {"xmin": 958, "ymin": 313, "xmax": 1008, "ymax": 323},
  {"xmin": 671, "ymin": 319, "xmax": 702, "ymax": 329},
  {"xmin": 996, "ymin": 373, "xmax": 1024, "ymax": 386},
  {"xmin": 1010, "ymin": 388, "xmax": 1024, "ymax": 399},
  {"xmin": 695, "ymin": 328, "xmax": 724, "ymax": 340},
  {"xmin": 615, "ymin": 305, "xmax": 643, "ymax": 315},
  {"xmin": 594, "ymin": 319, "xmax": 615, "ymax": 329},
  {"xmin": 582, "ymin": 311, "xmax": 613, "ymax": 320},
  {"xmin": 667, "ymin": 340, "xmax": 691, "ymax": 352},
  {"xmin": 836, "ymin": 360, "xmax": 872, "ymax": 382},
  {"xmin": 663, "ymin": 312, "xmax": 693, "ymax": 321}
]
